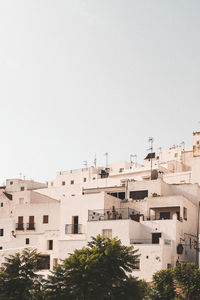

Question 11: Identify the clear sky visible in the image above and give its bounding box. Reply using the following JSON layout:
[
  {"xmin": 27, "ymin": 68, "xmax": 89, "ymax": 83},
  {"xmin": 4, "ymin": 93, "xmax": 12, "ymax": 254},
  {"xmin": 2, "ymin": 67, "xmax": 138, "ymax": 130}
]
[{"xmin": 0, "ymin": 0, "xmax": 199, "ymax": 183}]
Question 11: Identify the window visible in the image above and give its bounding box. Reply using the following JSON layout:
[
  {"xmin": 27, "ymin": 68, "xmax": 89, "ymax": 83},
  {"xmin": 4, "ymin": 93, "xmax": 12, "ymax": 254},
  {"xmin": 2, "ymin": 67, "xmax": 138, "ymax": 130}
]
[
  {"xmin": 102, "ymin": 229, "xmax": 112, "ymax": 239},
  {"xmin": 37, "ymin": 255, "xmax": 50, "ymax": 270},
  {"xmin": 183, "ymin": 207, "xmax": 187, "ymax": 220},
  {"xmin": 174, "ymin": 153, "xmax": 178, "ymax": 158},
  {"xmin": 70, "ymin": 180, "xmax": 74, "ymax": 185},
  {"xmin": 62, "ymin": 181, "xmax": 65, "ymax": 186},
  {"xmin": 197, "ymin": 141, "xmax": 200, "ymax": 145},
  {"xmin": 152, "ymin": 233, "xmax": 161, "ymax": 244},
  {"xmin": 190, "ymin": 238, "xmax": 192, "ymax": 249},
  {"xmin": 0, "ymin": 203, "xmax": 3, "ymax": 207},
  {"xmin": 43, "ymin": 215, "xmax": 49, "ymax": 224},
  {"xmin": 119, "ymin": 168, "xmax": 124, "ymax": 172},
  {"xmin": 26, "ymin": 238, "xmax": 29, "ymax": 245},
  {"xmin": 0, "ymin": 247, "xmax": 2, "ymax": 250},
  {"xmin": 129, "ymin": 190, "xmax": 148, "ymax": 200},
  {"xmin": 10, "ymin": 181, "xmax": 13, "ymax": 185},
  {"xmin": 20, "ymin": 186, "xmax": 25, "ymax": 191},
  {"xmin": 72, "ymin": 216, "xmax": 79, "ymax": 234},
  {"xmin": 48, "ymin": 240, "xmax": 53, "ymax": 250},
  {"xmin": 156, "ymin": 156, "xmax": 159, "ymax": 160},
  {"xmin": 83, "ymin": 178, "xmax": 87, "ymax": 182},
  {"xmin": 0, "ymin": 229, "xmax": 3, "ymax": 236},
  {"xmin": 133, "ymin": 260, "xmax": 140, "ymax": 270}
]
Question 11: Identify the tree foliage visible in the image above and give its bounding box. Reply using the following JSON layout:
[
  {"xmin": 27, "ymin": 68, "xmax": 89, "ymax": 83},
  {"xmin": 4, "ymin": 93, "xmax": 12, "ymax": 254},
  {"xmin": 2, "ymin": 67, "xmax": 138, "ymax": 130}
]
[
  {"xmin": 45, "ymin": 235, "xmax": 144, "ymax": 300},
  {"xmin": 0, "ymin": 248, "xmax": 43, "ymax": 300},
  {"xmin": 151, "ymin": 269, "xmax": 176, "ymax": 300}
]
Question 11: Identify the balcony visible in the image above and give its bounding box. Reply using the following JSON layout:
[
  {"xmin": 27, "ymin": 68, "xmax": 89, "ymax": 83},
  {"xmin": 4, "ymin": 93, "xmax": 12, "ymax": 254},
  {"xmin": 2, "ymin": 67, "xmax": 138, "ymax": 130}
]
[
  {"xmin": 26, "ymin": 223, "xmax": 35, "ymax": 230},
  {"xmin": 65, "ymin": 224, "xmax": 83, "ymax": 234},
  {"xmin": 16, "ymin": 223, "xmax": 24, "ymax": 230},
  {"xmin": 88, "ymin": 207, "xmax": 140, "ymax": 222}
]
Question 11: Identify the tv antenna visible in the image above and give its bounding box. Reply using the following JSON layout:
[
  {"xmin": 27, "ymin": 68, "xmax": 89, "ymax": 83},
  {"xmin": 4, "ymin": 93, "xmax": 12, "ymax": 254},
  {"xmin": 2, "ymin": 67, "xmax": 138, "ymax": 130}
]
[
  {"xmin": 83, "ymin": 161, "xmax": 88, "ymax": 168},
  {"xmin": 148, "ymin": 137, "xmax": 154, "ymax": 180},
  {"xmin": 104, "ymin": 152, "xmax": 108, "ymax": 169},
  {"xmin": 94, "ymin": 154, "xmax": 97, "ymax": 168}
]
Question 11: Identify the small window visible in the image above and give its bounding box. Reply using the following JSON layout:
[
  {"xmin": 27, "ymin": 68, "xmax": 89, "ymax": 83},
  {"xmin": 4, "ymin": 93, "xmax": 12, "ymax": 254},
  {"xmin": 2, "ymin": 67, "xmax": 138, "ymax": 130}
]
[
  {"xmin": 62, "ymin": 181, "xmax": 65, "ymax": 186},
  {"xmin": 190, "ymin": 238, "xmax": 192, "ymax": 249},
  {"xmin": 83, "ymin": 178, "xmax": 87, "ymax": 182},
  {"xmin": 70, "ymin": 180, "xmax": 74, "ymax": 185},
  {"xmin": 26, "ymin": 238, "xmax": 29, "ymax": 245},
  {"xmin": 174, "ymin": 153, "xmax": 178, "ymax": 158},
  {"xmin": 20, "ymin": 186, "xmax": 25, "ymax": 191},
  {"xmin": 93, "ymin": 177, "xmax": 96, "ymax": 180},
  {"xmin": 197, "ymin": 141, "xmax": 200, "ymax": 145},
  {"xmin": 183, "ymin": 207, "xmax": 187, "ymax": 220},
  {"xmin": 10, "ymin": 181, "xmax": 13, "ymax": 185},
  {"xmin": 43, "ymin": 215, "xmax": 49, "ymax": 224},
  {"xmin": 0, "ymin": 229, "xmax": 4, "ymax": 236},
  {"xmin": 156, "ymin": 156, "xmax": 159, "ymax": 160},
  {"xmin": 48, "ymin": 240, "xmax": 53, "ymax": 250},
  {"xmin": 133, "ymin": 260, "xmax": 140, "ymax": 270},
  {"xmin": 102, "ymin": 229, "xmax": 112, "ymax": 239},
  {"xmin": 119, "ymin": 168, "xmax": 124, "ymax": 172},
  {"xmin": 0, "ymin": 247, "xmax": 2, "ymax": 250},
  {"xmin": 0, "ymin": 203, "xmax": 3, "ymax": 207}
]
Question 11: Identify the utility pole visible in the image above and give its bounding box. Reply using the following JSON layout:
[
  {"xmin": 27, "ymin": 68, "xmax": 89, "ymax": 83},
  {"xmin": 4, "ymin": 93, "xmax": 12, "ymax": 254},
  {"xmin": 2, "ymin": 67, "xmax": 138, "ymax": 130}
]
[{"xmin": 148, "ymin": 137, "xmax": 154, "ymax": 180}]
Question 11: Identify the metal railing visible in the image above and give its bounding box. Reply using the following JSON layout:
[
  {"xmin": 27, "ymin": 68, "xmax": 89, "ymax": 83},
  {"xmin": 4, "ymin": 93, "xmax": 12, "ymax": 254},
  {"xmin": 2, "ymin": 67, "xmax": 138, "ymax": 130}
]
[
  {"xmin": 88, "ymin": 207, "xmax": 140, "ymax": 222},
  {"xmin": 26, "ymin": 223, "xmax": 35, "ymax": 230},
  {"xmin": 16, "ymin": 223, "xmax": 24, "ymax": 230},
  {"xmin": 143, "ymin": 216, "xmax": 173, "ymax": 221},
  {"xmin": 130, "ymin": 239, "xmax": 153, "ymax": 244},
  {"xmin": 65, "ymin": 224, "xmax": 82, "ymax": 234}
]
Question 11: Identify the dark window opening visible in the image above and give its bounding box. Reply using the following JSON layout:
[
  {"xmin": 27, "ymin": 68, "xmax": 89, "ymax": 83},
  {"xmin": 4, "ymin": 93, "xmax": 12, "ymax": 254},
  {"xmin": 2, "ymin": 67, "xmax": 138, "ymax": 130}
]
[
  {"xmin": 108, "ymin": 192, "xmax": 125, "ymax": 200},
  {"xmin": 129, "ymin": 190, "xmax": 148, "ymax": 200},
  {"xmin": 83, "ymin": 178, "xmax": 87, "ymax": 182},
  {"xmin": 43, "ymin": 215, "xmax": 49, "ymax": 224},
  {"xmin": 100, "ymin": 169, "xmax": 109, "ymax": 178},
  {"xmin": 0, "ymin": 203, "xmax": 3, "ymax": 207},
  {"xmin": 0, "ymin": 229, "xmax": 4, "ymax": 236},
  {"xmin": 72, "ymin": 216, "xmax": 79, "ymax": 234},
  {"xmin": 37, "ymin": 255, "xmax": 50, "ymax": 270},
  {"xmin": 10, "ymin": 181, "xmax": 13, "ymax": 185},
  {"xmin": 20, "ymin": 187, "xmax": 25, "ymax": 191},
  {"xmin": 48, "ymin": 240, "xmax": 53, "ymax": 250},
  {"xmin": 0, "ymin": 247, "xmax": 2, "ymax": 250},
  {"xmin": 70, "ymin": 180, "xmax": 74, "ymax": 185},
  {"xmin": 176, "ymin": 212, "xmax": 180, "ymax": 220},
  {"xmin": 26, "ymin": 238, "xmax": 29, "ymax": 245},
  {"xmin": 183, "ymin": 207, "xmax": 187, "ymax": 220},
  {"xmin": 62, "ymin": 181, "xmax": 65, "ymax": 186},
  {"xmin": 160, "ymin": 212, "xmax": 170, "ymax": 220},
  {"xmin": 152, "ymin": 233, "xmax": 161, "ymax": 244}
]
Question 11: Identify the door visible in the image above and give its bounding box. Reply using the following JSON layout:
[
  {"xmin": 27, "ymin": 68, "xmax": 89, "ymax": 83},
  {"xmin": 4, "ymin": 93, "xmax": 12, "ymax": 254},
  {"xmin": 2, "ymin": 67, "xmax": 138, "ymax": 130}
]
[
  {"xmin": 29, "ymin": 216, "xmax": 34, "ymax": 229},
  {"xmin": 152, "ymin": 232, "xmax": 161, "ymax": 244},
  {"xmin": 18, "ymin": 216, "xmax": 23, "ymax": 230},
  {"xmin": 72, "ymin": 216, "xmax": 79, "ymax": 234}
]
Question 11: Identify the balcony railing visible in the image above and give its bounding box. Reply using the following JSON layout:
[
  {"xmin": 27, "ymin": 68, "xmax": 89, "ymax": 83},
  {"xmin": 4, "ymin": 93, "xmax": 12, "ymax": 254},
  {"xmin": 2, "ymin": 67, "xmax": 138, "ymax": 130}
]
[
  {"xmin": 130, "ymin": 239, "xmax": 171, "ymax": 245},
  {"xmin": 88, "ymin": 207, "xmax": 140, "ymax": 222},
  {"xmin": 16, "ymin": 223, "xmax": 24, "ymax": 230},
  {"xmin": 26, "ymin": 223, "xmax": 35, "ymax": 230},
  {"xmin": 65, "ymin": 224, "xmax": 82, "ymax": 234}
]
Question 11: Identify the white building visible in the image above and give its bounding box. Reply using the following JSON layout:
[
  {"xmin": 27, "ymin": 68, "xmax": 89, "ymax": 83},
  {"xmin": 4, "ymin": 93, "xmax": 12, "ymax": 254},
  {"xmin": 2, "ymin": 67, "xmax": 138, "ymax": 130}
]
[{"xmin": 0, "ymin": 132, "xmax": 200, "ymax": 281}]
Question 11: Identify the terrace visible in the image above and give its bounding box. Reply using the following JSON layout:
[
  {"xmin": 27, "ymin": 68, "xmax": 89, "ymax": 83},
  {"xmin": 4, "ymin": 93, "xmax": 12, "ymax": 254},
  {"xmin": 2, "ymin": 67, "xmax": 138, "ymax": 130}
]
[{"xmin": 88, "ymin": 207, "xmax": 140, "ymax": 222}]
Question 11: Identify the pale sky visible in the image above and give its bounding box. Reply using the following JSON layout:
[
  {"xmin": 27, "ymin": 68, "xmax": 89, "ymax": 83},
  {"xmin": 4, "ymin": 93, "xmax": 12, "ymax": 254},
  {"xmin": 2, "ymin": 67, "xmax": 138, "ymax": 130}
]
[{"xmin": 0, "ymin": 0, "xmax": 199, "ymax": 183}]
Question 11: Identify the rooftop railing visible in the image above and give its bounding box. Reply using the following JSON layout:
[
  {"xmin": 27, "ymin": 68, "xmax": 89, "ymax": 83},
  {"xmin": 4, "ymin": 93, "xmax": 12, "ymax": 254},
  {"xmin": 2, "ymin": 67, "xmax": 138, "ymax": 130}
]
[{"xmin": 88, "ymin": 207, "xmax": 140, "ymax": 222}]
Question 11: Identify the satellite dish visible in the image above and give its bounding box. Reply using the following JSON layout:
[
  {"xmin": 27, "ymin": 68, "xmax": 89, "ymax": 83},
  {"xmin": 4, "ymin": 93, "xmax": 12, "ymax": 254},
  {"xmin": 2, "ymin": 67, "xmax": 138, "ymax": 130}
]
[{"xmin": 151, "ymin": 169, "xmax": 158, "ymax": 180}]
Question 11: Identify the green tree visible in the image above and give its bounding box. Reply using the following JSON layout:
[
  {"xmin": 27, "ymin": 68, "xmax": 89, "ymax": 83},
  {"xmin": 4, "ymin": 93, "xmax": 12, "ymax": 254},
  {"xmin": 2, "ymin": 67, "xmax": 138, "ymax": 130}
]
[
  {"xmin": 173, "ymin": 263, "xmax": 200, "ymax": 300},
  {"xmin": 45, "ymin": 235, "xmax": 145, "ymax": 300},
  {"xmin": 0, "ymin": 248, "xmax": 43, "ymax": 300},
  {"xmin": 151, "ymin": 269, "xmax": 176, "ymax": 300}
]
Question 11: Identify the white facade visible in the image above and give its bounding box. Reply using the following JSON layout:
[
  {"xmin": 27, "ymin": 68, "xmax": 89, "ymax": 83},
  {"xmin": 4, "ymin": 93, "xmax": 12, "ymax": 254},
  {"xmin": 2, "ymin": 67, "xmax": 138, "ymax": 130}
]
[{"xmin": 0, "ymin": 132, "xmax": 200, "ymax": 281}]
